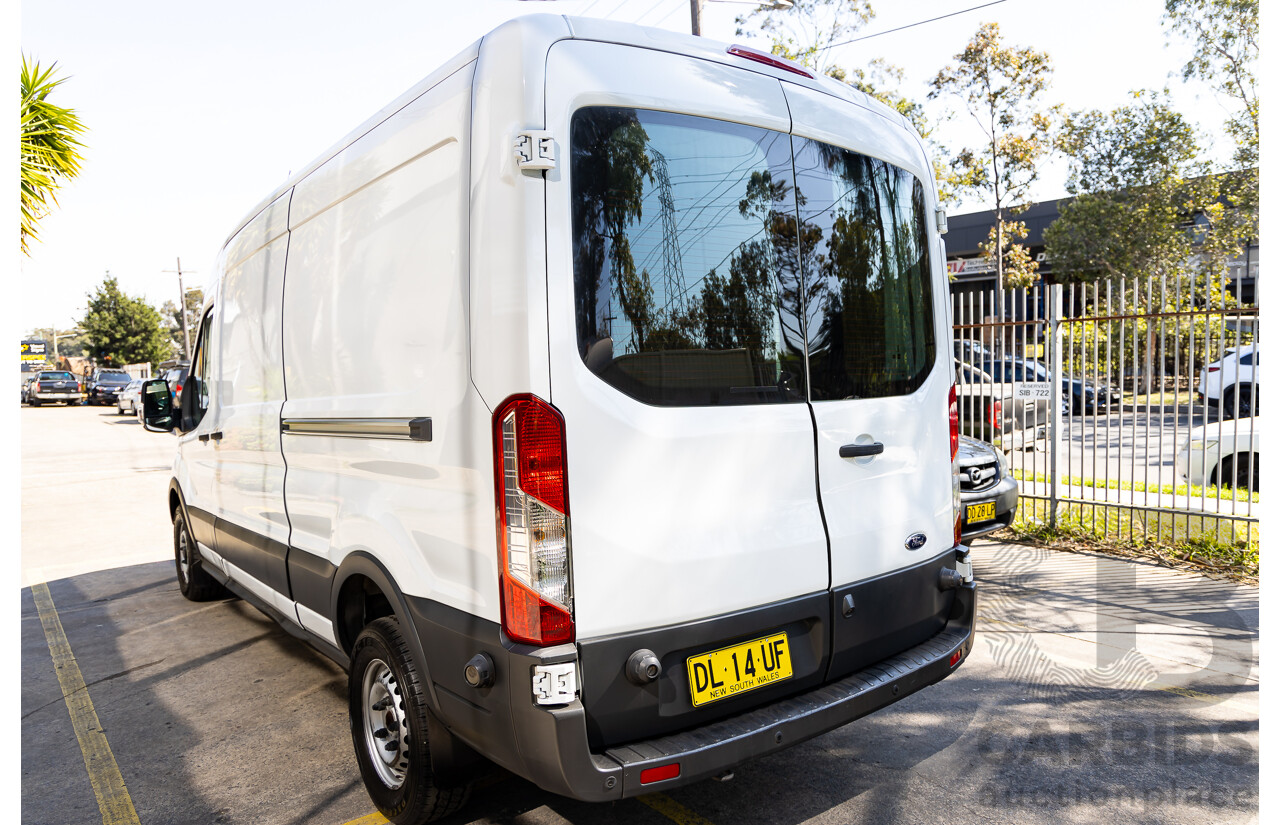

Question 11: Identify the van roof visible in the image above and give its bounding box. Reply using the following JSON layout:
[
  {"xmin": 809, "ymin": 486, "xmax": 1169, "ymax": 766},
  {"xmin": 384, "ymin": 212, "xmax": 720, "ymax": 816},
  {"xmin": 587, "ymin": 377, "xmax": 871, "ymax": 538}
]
[{"xmin": 224, "ymin": 14, "xmax": 914, "ymax": 248}]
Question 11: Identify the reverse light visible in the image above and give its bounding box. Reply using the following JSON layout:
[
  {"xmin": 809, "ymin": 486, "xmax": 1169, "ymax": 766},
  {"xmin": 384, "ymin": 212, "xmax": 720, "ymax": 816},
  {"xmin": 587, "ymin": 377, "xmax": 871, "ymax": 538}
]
[
  {"xmin": 726, "ymin": 45, "xmax": 814, "ymax": 78},
  {"xmin": 493, "ymin": 395, "xmax": 574, "ymax": 646}
]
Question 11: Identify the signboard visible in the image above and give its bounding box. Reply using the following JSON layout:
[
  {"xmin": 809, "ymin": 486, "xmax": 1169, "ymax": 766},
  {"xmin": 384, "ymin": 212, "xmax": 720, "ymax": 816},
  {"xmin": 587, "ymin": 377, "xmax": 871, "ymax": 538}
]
[
  {"xmin": 1014, "ymin": 382, "xmax": 1052, "ymax": 400},
  {"xmin": 20, "ymin": 340, "xmax": 47, "ymax": 361},
  {"xmin": 947, "ymin": 258, "xmax": 996, "ymax": 277}
]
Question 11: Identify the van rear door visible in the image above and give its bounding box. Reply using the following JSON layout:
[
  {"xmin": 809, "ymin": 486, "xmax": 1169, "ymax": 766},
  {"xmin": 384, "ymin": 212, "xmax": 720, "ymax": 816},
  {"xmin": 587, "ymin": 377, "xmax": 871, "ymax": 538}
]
[
  {"xmin": 782, "ymin": 84, "xmax": 956, "ymax": 677},
  {"xmin": 543, "ymin": 41, "xmax": 830, "ymax": 643}
]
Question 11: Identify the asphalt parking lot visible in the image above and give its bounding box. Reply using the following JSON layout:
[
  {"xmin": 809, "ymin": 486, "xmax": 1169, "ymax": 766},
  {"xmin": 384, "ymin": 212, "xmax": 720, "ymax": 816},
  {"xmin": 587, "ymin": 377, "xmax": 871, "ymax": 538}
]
[{"xmin": 21, "ymin": 406, "xmax": 1260, "ymax": 824}]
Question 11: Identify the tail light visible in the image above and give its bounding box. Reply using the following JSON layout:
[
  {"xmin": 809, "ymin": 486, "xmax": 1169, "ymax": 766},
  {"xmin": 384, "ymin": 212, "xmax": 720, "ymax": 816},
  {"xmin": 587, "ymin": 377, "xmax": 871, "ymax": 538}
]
[
  {"xmin": 949, "ymin": 384, "xmax": 959, "ymax": 460},
  {"xmin": 950, "ymin": 384, "xmax": 962, "ymax": 546},
  {"xmin": 1207, "ymin": 367, "xmax": 1220, "ymax": 373},
  {"xmin": 987, "ymin": 399, "xmax": 1002, "ymax": 429},
  {"xmin": 493, "ymin": 394, "xmax": 574, "ymax": 646}
]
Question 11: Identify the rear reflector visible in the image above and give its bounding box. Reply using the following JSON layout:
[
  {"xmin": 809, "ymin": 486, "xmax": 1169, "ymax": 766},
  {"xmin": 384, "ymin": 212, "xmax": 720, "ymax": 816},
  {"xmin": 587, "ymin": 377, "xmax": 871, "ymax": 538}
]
[
  {"xmin": 950, "ymin": 650, "xmax": 963, "ymax": 667},
  {"xmin": 726, "ymin": 45, "xmax": 814, "ymax": 78},
  {"xmin": 640, "ymin": 763, "xmax": 681, "ymax": 784}
]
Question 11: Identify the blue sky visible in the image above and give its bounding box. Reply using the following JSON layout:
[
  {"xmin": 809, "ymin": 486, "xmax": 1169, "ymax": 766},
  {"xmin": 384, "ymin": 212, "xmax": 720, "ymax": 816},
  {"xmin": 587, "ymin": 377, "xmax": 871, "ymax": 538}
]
[{"xmin": 17, "ymin": 0, "xmax": 1236, "ymax": 331}]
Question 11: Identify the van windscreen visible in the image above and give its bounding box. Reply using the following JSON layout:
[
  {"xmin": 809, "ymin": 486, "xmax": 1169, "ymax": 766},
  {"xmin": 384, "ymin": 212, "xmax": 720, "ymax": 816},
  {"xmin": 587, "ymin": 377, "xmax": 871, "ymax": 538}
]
[{"xmin": 569, "ymin": 107, "xmax": 935, "ymax": 406}]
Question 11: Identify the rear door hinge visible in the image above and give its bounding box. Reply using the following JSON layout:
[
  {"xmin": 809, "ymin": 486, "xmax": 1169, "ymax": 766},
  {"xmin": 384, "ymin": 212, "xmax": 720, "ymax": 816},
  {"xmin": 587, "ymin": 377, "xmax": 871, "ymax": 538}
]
[{"xmin": 514, "ymin": 130, "xmax": 556, "ymax": 171}]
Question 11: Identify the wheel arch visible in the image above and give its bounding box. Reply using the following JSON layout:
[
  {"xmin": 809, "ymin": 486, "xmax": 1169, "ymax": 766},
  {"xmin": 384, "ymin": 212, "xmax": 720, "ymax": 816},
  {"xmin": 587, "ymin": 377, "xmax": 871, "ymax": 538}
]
[{"xmin": 331, "ymin": 551, "xmax": 443, "ymax": 714}]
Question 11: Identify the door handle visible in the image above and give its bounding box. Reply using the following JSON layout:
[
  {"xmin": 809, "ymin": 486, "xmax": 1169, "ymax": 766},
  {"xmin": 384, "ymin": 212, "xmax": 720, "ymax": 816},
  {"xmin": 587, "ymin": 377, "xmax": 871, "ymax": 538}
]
[
  {"xmin": 840, "ymin": 442, "xmax": 884, "ymax": 458},
  {"xmin": 199, "ymin": 431, "xmax": 223, "ymax": 443}
]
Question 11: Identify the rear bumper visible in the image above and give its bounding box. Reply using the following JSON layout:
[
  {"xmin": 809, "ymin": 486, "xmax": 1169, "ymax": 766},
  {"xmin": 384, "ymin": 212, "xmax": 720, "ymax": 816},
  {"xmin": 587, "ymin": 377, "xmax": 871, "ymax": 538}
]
[
  {"xmin": 411, "ymin": 569, "xmax": 976, "ymax": 802},
  {"xmin": 31, "ymin": 391, "xmax": 83, "ymax": 401}
]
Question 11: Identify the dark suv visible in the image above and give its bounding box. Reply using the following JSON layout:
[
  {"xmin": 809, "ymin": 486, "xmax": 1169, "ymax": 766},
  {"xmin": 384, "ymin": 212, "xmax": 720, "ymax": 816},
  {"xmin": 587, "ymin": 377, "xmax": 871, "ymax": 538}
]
[{"xmin": 87, "ymin": 369, "xmax": 134, "ymax": 406}]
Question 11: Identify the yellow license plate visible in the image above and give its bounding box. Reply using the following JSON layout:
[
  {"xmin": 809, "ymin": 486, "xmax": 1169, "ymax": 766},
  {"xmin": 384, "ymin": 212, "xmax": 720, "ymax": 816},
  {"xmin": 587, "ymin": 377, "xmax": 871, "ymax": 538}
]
[
  {"xmin": 687, "ymin": 632, "xmax": 793, "ymax": 707},
  {"xmin": 966, "ymin": 502, "xmax": 997, "ymax": 522}
]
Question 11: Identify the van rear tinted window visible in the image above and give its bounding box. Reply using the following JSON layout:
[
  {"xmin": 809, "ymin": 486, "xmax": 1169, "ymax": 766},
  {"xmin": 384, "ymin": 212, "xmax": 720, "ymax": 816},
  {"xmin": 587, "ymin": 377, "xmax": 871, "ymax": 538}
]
[
  {"xmin": 570, "ymin": 108, "xmax": 806, "ymax": 406},
  {"xmin": 569, "ymin": 107, "xmax": 935, "ymax": 406},
  {"xmin": 794, "ymin": 139, "xmax": 936, "ymax": 400}
]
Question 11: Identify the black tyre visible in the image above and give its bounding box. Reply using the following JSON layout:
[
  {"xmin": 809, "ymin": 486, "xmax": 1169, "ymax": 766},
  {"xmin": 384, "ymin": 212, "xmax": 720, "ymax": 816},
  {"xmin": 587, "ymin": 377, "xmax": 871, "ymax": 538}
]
[
  {"xmin": 349, "ymin": 617, "xmax": 471, "ymax": 824},
  {"xmin": 1222, "ymin": 384, "xmax": 1257, "ymax": 419},
  {"xmin": 1218, "ymin": 454, "xmax": 1259, "ymax": 492},
  {"xmin": 29, "ymin": 399, "xmax": 40, "ymax": 407},
  {"xmin": 173, "ymin": 510, "xmax": 227, "ymax": 601}
]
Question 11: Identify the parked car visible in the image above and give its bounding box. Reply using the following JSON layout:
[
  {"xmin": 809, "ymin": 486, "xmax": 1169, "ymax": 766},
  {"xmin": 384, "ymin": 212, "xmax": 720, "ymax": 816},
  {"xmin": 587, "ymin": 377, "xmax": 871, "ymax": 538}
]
[
  {"xmin": 955, "ymin": 435, "xmax": 1019, "ymax": 544},
  {"xmin": 1198, "ymin": 343, "xmax": 1258, "ymax": 419},
  {"xmin": 955, "ymin": 360, "xmax": 1047, "ymax": 450},
  {"xmin": 160, "ymin": 364, "xmax": 190, "ymax": 405},
  {"xmin": 117, "ymin": 378, "xmax": 145, "ymax": 416},
  {"xmin": 26, "ymin": 370, "xmax": 83, "ymax": 406},
  {"xmin": 984, "ymin": 357, "xmax": 1119, "ymax": 414},
  {"xmin": 20, "ymin": 375, "xmax": 38, "ymax": 404},
  {"xmin": 138, "ymin": 18, "xmax": 975, "ymax": 823},
  {"xmin": 87, "ymin": 369, "xmax": 133, "ymax": 406},
  {"xmin": 1177, "ymin": 418, "xmax": 1259, "ymax": 491}
]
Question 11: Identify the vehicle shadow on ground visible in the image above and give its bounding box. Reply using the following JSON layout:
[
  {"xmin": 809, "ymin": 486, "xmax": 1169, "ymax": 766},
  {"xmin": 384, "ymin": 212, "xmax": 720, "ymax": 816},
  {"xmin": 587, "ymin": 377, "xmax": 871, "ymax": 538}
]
[{"xmin": 21, "ymin": 561, "xmax": 1259, "ymax": 825}]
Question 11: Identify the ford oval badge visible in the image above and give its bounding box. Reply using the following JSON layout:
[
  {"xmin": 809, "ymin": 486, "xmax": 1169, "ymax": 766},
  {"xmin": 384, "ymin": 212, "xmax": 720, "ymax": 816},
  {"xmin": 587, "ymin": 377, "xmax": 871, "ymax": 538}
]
[{"xmin": 905, "ymin": 533, "xmax": 928, "ymax": 550}]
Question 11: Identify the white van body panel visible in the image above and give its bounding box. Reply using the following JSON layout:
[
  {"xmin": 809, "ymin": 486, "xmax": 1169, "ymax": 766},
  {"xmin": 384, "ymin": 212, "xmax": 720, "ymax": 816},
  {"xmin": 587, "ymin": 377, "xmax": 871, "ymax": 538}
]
[
  {"xmin": 280, "ymin": 59, "xmax": 497, "ymax": 616},
  {"xmin": 215, "ymin": 192, "xmax": 291, "ymax": 567},
  {"xmin": 467, "ymin": 15, "xmax": 573, "ymax": 411},
  {"xmin": 543, "ymin": 40, "xmax": 831, "ymax": 638}
]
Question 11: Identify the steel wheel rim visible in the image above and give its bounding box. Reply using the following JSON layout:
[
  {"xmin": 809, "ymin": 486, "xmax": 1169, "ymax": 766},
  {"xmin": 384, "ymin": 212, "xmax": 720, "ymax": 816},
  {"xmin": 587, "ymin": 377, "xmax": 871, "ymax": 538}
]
[
  {"xmin": 176, "ymin": 522, "xmax": 191, "ymax": 582},
  {"xmin": 361, "ymin": 658, "xmax": 410, "ymax": 789}
]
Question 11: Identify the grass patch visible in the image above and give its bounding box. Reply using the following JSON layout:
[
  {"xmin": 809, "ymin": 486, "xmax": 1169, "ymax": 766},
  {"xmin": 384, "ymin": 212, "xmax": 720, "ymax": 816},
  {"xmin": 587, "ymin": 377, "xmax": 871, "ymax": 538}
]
[
  {"xmin": 1004, "ymin": 498, "xmax": 1258, "ymax": 582},
  {"xmin": 1010, "ymin": 469, "xmax": 1259, "ymax": 503}
]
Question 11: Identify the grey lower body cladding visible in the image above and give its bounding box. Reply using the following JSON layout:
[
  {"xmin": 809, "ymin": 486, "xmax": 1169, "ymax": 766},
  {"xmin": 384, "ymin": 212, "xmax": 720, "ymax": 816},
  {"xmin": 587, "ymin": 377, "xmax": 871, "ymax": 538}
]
[{"xmin": 409, "ymin": 547, "xmax": 975, "ymax": 801}]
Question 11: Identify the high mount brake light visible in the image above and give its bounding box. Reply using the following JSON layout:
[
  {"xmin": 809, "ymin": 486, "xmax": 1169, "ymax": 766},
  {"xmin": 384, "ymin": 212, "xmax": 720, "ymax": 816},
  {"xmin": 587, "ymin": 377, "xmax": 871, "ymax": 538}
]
[
  {"xmin": 726, "ymin": 45, "xmax": 814, "ymax": 78},
  {"xmin": 493, "ymin": 395, "xmax": 574, "ymax": 646}
]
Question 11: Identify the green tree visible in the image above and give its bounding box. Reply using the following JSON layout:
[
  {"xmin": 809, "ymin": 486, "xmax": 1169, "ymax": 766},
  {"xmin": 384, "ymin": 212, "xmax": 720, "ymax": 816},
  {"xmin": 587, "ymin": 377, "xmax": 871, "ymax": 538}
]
[
  {"xmin": 735, "ymin": 0, "xmax": 874, "ymax": 76},
  {"xmin": 81, "ymin": 276, "xmax": 172, "ymax": 368},
  {"xmin": 929, "ymin": 22, "xmax": 1058, "ymax": 292},
  {"xmin": 1044, "ymin": 92, "xmax": 1202, "ymax": 283},
  {"xmin": 160, "ymin": 288, "xmax": 204, "ymax": 358},
  {"xmin": 20, "ymin": 56, "xmax": 87, "ymax": 256},
  {"xmin": 1165, "ymin": 0, "xmax": 1257, "ymax": 169}
]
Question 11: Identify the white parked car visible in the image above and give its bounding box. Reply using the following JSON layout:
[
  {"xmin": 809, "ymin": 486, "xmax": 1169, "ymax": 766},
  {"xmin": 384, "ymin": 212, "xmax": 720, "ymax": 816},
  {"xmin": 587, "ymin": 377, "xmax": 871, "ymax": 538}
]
[
  {"xmin": 136, "ymin": 15, "xmax": 974, "ymax": 823},
  {"xmin": 1198, "ymin": 343, "xmax": 1258, "ymax": 419},
  {"xmin": 1177, "ymin": 418, "xmax": 1259, "ymax": 491},
  {"xmin": 116, "ymin": 378, "xmax": 145, "ymax": 416}
]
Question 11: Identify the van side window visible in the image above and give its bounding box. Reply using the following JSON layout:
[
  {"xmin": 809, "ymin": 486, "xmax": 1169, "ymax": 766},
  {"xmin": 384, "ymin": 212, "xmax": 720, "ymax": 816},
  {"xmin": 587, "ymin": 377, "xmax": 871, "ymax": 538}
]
[
  {"xmin": 794, "ymin": 138, "xmax": 936, "ymax": 401},
  {"xmin": 570, "ymin": 107, "xmax": 807, "ymax": 407}
]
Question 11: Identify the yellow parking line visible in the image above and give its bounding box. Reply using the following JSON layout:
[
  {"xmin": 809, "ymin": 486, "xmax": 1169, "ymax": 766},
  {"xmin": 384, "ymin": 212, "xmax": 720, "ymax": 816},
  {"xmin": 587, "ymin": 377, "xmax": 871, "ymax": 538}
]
[
  {"xmin": 638, "ymin": 792, "xmax": 719, "ymax": 825},
  {"xmin": 339, "ymin": 814, "xmax": 387, "ymax": 825},
  {"xmin": 32, "ymin": 582, "xmax": 142, "ymax": 825}
]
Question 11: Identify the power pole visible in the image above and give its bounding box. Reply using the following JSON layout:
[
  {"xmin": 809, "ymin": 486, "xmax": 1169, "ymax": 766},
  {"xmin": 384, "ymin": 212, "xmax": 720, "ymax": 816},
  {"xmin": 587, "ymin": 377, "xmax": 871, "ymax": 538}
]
[
  {"xmin": 690, "ymin": 0, "xmax": 703, "ymax": 35},
  {"xmin": 163, "ymin": 258, "xmax": 193, "ymax": 361}
]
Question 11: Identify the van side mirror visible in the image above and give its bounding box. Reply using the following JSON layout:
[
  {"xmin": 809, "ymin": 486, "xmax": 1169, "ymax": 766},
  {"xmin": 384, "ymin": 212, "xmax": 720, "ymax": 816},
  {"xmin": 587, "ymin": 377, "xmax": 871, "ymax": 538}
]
[{"xmin": 141, "ymin": 378, "xmax": 177, "ymax": 432}]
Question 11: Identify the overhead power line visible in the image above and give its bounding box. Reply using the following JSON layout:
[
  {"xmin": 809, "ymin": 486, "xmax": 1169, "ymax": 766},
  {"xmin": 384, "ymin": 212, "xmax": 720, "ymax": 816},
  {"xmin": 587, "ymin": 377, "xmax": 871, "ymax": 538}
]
[{"xmin": 817, "ymin": 0, "xmax": 1011, "ymax": 50}]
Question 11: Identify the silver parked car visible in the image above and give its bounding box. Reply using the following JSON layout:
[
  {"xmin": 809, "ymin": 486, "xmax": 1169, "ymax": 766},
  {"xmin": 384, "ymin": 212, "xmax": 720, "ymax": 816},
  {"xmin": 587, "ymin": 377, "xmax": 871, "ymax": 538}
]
[
  {"xmin": 956, "ymin": 435, "xmax": 1019, "ymax": 544},
  {"xmin": 117, "ymin": 378, "xmax": 145, "ymax": 416}
]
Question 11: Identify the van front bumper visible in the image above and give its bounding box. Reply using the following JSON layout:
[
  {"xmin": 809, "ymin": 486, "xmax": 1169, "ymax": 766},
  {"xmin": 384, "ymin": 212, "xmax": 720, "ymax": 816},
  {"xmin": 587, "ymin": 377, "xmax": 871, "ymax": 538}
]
[{"xmin": 414, "ymin": 579, "xmax": 976, "ymax": 802}]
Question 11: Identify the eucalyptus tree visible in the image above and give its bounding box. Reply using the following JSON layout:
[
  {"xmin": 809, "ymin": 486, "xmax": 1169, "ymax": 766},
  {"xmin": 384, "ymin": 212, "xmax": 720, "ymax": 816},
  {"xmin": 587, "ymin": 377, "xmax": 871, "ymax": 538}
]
[{"xmin": 929, "ymin": 23, "xmax": 1058, "ymax": 295}]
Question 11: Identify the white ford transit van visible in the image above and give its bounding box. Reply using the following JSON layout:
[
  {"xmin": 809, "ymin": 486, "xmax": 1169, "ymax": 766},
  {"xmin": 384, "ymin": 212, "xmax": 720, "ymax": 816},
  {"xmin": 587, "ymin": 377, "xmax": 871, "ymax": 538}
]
[{"xmin": 142, "ymin": 15, "xmax": 975, "ymax": 823}]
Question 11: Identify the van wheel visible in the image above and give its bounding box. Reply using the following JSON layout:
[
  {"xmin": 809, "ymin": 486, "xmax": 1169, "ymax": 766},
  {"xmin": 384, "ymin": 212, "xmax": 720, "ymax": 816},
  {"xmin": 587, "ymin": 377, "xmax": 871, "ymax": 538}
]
[
  {"xmin": 173, "ymin": 511, "xmax": 227, "ymax": 601},
  {"xmin": 349, "ymin": 617, "xmax": 471, "ymax": 823}
]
